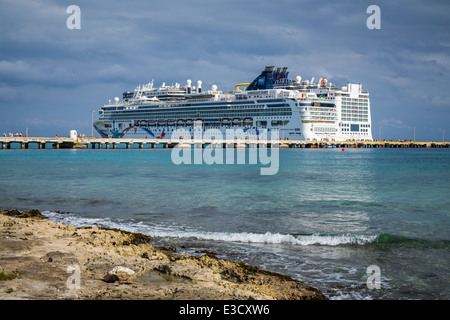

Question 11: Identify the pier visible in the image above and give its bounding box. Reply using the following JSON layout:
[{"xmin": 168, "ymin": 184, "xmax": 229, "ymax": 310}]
[{"xmin": 1, "ymin": 137, "xmax": 449, "ymax": 150}]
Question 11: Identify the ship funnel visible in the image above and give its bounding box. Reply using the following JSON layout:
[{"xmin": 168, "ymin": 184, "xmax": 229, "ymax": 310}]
[
  {"xmin": 186, "ymin": 79, "xmax": 192, "ymax": 94},
  {"xmin": 197, "ymin": 80, "xmax": 202, "ymax": 93},
  {"xmin": 246, "ymin": 66, "xmax": 275, "ymax": 91}
]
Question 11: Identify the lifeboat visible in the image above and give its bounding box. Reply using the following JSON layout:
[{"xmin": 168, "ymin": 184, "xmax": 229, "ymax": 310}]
[
  {"xmin": 158, "ymin": 119, "xmax": 167, "ymax": 126},
  {"xmin": 222, "ymin": 118, "xmax": 232, "ymax": 125},
  {"xmin": 177, "ymin": 119, "xmax": 186, "ymax": 125},
  {"xmin": 167, "ymin": 119, "xmax": 176, "ymax": 126},
  {"xmin": 233, "ymin": 118, "xmax": 242, "ymax": 124},
  {"xmin": 148, "ymin": 120, "xmax": 157, "ymax": 126},
  {"xmin": 243, "ymin": 118, "xmax": 253, "ymax": 125},
  {"xmin": 185, "ymin": 119, "xmax": 194, "ymax": 125}
]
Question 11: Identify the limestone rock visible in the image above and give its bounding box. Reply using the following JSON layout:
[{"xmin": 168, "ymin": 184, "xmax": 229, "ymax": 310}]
[
  {"xmin": 104, "ymin": 266, "xmax": 136, "ymax": 283},
  {"xmin": 0, "ymin": 211, "xmax": 327, "ymax": 300}
]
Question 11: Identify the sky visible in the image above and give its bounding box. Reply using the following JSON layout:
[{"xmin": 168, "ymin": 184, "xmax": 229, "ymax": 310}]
[{"xmin": 0, "ymin": 0, "xmax": 449, "ymax": 140}]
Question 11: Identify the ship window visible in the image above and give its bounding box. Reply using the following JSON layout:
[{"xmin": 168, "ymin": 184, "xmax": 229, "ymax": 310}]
[
  {"xmin": 351, "ymin": 124, "xmax": 359, "ymax": 132},
  {"xmin": 256, "ymin": 121, "xmax": 267, "ymax": 126},
  {"xmin": 271, "ymin": 120, "xmax": 288, "ymax": 126}
]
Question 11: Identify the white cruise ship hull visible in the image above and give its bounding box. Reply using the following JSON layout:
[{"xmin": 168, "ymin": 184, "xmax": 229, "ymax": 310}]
[{"xmin": 94, "ymin": 66, "xmax": 373, "ymax": 142}]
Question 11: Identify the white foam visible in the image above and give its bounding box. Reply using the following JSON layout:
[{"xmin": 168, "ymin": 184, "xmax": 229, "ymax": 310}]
[
  {"xmin": 149, "ymin": 230, "xmax": 377, "ymax": 246},
  {"xmin": 42, "ymin": 211, "xmax": 377, "ymax": 246}
]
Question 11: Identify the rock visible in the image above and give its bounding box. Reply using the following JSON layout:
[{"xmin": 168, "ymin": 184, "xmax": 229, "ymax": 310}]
[
  {"xmin": 66, "ymin": 224, "xmax": 75, "ymax": 231},
  {"xmin": 42, "ymin": 251, "xmax": 68, "ymax": 263},
  {"xmin": 0, "ymin": 209, "xmax": 45, "ymax": 219},
  {"xmin": 0, "ymin": 212, "xmax": 327, "ymax": 300},
  {"xmin": 104, "ymin": 266, "xmax": 136, "ymax": 283}
]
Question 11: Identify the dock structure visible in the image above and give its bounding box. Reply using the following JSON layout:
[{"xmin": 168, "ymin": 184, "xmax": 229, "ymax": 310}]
[{"xmin": 0, "ymin": 137, "xmax": 449, "ymax": 150}]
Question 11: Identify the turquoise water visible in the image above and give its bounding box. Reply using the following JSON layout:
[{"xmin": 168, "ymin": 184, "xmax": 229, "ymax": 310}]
[{"xmin": 1, "ymin": 147, "xmax": 449, "ymax": 299}]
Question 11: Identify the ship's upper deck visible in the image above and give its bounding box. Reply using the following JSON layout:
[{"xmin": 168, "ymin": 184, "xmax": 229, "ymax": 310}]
[{"xmin": 101, "ymin": 66, "xmax": 368, "ymax": 109}]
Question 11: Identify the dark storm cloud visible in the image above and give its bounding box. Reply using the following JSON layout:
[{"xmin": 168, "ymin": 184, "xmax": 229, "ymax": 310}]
[{"xmin": 0, "ymin": 0, "xmax": 449, "ymax": 139}]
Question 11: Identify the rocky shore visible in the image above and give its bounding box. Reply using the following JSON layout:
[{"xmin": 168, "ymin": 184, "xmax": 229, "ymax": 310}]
[{"xmin": 0, "ymin": 209, "xmax": 327, "ymax": 300}]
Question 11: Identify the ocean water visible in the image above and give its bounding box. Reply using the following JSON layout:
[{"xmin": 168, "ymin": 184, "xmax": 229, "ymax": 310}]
[{"xmin": 0, "ymin": 146, "xmax": 449, "ymax": 300}]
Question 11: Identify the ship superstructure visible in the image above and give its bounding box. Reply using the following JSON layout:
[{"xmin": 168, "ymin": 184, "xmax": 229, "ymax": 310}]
[{"xmin": 94, "ymin": 66, "xmax": 373, "ymax": 141}]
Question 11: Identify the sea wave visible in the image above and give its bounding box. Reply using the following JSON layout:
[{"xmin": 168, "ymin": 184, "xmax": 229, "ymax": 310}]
[
  {"xmin": 149, "ymin": 229, "xmax": 379, "ymax": 246},
  {"xmin": 42, "ymin": 211, "xmax": 449, "ymax": 248},
  {"xmin": 42, "ymin": 211, "xmax": 379, "ymax": 246},
  {"xmin": 371, "ymin": 233, "xmax": 450, "ymax": 248}
]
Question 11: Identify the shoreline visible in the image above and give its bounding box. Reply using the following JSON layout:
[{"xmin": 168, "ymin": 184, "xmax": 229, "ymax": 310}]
[{"xmin": 0, "ymin": 209, "xmax": 327, "ymax": 300}]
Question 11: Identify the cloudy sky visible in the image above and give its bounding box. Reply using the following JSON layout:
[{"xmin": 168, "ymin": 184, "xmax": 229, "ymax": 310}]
[{"xmin": 0, "ymin": 0, "xmax": 449, "ymax": 140}]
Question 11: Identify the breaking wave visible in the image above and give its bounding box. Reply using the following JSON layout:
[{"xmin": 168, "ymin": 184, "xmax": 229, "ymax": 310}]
[
  {"xmin": 42, "ymin": 211, "xmax": 378, "ymax": 246},
  {"xmin": 147, "ymin": 228, "xmax": 379, "ymax": 246}
]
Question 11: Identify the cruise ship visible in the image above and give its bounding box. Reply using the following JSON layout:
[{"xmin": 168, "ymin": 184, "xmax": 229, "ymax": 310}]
[{"xmin": 94, "ymin": 66, "xmax": 373, "ymax": 141}]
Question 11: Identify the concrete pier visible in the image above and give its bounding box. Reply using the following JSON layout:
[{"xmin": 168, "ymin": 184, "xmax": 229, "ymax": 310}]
[{"xmin": 0, "ymin": 137, "xmax": 449, "ymax": 150}]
